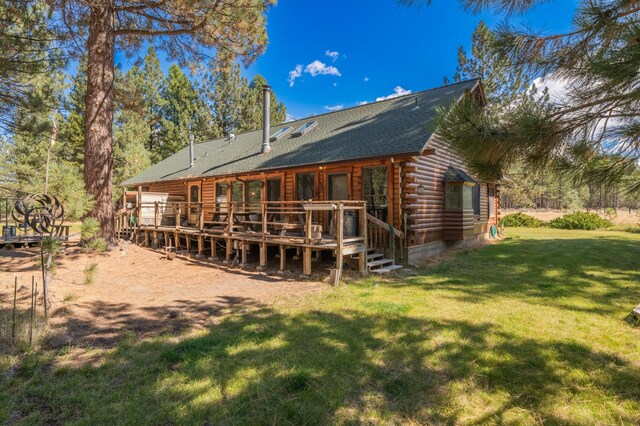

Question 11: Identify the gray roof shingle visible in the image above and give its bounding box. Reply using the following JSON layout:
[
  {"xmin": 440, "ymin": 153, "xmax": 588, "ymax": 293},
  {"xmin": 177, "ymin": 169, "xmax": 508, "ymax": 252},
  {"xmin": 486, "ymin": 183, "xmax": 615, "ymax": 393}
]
[{"xmin": 124, "ymin": 79, "xmax": 479, "ymax": 185}]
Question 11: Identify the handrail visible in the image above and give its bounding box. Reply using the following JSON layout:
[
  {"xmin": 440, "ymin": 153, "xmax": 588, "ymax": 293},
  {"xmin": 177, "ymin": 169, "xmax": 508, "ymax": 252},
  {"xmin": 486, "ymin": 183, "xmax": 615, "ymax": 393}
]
[{"xmin": 366, "ymin": 213, "xmax": 404, "ymax": 239}]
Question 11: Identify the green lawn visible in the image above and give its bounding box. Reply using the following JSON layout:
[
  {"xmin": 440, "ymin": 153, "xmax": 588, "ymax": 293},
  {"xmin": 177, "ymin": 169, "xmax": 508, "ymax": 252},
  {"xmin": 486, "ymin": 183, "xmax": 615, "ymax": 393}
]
[{"xmin": 2, "ymin": 228, "xmax": 639, "ymax": 424}]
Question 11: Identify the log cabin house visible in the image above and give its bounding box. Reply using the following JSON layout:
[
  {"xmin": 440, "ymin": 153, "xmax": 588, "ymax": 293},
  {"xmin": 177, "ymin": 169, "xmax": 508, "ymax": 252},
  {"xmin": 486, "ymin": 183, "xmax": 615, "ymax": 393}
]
[{"xmin": 119, "ymin": 79, "xmax": 499, "ymax": 280}]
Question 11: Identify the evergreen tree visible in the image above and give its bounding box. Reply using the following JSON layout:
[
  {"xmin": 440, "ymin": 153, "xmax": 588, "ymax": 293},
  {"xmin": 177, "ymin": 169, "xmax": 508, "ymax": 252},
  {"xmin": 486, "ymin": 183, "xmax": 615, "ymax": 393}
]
[
  {"xmin": 159, "ymin": 65, "xmax": 199, "ymax": 159},
  {"xmin": 447, "ymin": 21, "xmax": 529, "ymax": 107},
  {"xmin": 56, "ymin": 59, "xmax": 86, "ymax": 169},
  {"xmin": 140, "ymin": 46, "xmax": 167, "ymax": 157},
  {"xmin": 204, "ymin": 63, "xmax": 248, "ymax": 137},
  {"xmin": 241, "ymin": 74, "xmax": 287, "ymax": 131}
]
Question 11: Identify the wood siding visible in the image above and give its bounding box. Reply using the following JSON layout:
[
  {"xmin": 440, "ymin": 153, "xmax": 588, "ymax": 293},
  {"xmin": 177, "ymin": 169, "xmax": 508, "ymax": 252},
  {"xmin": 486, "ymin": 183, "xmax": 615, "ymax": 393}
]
[
  {"xmin": 131, "ymin": 158, "xmax": 407, "ymax": 232},
  {"xmin": 402, "ymin": 135, "xmax": 499, "ymax": 246}
]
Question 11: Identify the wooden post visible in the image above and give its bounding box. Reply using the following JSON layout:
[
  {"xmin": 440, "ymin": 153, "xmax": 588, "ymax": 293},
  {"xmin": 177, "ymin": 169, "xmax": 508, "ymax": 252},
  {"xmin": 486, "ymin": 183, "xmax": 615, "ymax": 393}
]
[
  {"xmin": 12, "ymin": 277, "xmax": 17, "ymax": 343},
  {"xmin": 257, "ymin": 242, "xmax": 268, "ymax": 271},
  {"xmin": 224, "ymin": 238, "xmax": 233, "ymax": 263},
  {"xmin": 175, "ymin": 203, "xmax": 182, "ymax": 229},
  {"xmin": 359, "ymin": 202, "xmax": 368, "ymax": 276},
  {"xmin": 174, "ymin": 231, "xmax": 180, "ymax": 250},
  {"xmin": 336, "ymin": 203, "xmax": 344, "ymax": 281},
  {"xmin": 164, "ymin": 232, "xmax": 169, "ymax": 247},
  {"xmin": 144, "ymin": 230, "xmax": 149, "ymax": 247},
  {"xmin": 227, "ymin": 203, "xmax": 234, "ymax": 234},
  {"xmin": 210, "ymin": 237, "xmax": 218, "ymax": 260},
  {"xmin": 303, "ymin": 247, "xmax": 312, "ymax": 276},
  {"xmin": 279, "ymin": 245, "xmax": 286, "ymax": 272},
  {"xmin": 197, "ymin": 235, "xmax": 204, "ymax": 255},
  {"xmin": 240, "ymin": 241, "xmax": 248, "ymax": 267},
  {"xmin": 261, "ymin": 201, "xmax": 267, "ymax": 239},
  {"xmin": 198, "ymin": 205, "xmax": 204, "ymax": 231},
  {"xmin": 186, "ymin": 234, "xmax": 191, "ymax": 254},
  {"xmin": 154, "ymin": 201, "xmax": 159, "ymax": 229}
]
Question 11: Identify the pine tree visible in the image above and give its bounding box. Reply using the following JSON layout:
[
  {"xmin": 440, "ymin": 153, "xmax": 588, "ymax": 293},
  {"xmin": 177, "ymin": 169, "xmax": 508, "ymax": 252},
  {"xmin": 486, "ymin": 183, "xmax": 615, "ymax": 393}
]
[
  {"xmin": 46, "ymin": 0, "xmax": 275, "ymax": 241},
  {"xmin": 408, "ymin": 0, "xmax": 640, "ymax": 193},
  {"xmin": 448, "ymin": 21, "xmax": 529, "ymax": 107},
  {"xmin": 241, "ymin": 74, "xmax": 287, "ymax": 131},
  {"xmin": 56, "ymin": 59, "xmax": 86, "ymax": 169},
  {"xmin": 204, "ymin": 63, "xmax": 248, "ymax": 137},
  {"xmin": 140, "ymin": 46, "xmax": 167, "ymax": 157},
  {"xmin": 159, "ymin": 65, "xmax": 199, "ymax": 159}
]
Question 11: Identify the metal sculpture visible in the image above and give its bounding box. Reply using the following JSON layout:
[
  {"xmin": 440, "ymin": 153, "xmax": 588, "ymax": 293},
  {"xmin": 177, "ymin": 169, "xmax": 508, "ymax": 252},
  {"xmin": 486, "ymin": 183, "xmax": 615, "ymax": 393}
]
[{"xmin": 12, "ymin": 193, "xmax": 65, "ymax": 235}]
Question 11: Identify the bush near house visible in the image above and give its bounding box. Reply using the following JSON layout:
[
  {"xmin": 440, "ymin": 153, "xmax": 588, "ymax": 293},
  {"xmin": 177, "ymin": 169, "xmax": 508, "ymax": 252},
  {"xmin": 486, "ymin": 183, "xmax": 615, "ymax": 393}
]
[
  {"xmin": 549, "ymin": 211, "xmax": 613, "ymax": 230},
  {"xmin": 500, "ymin": 212, "xmax": 546, "ymax": 228}
]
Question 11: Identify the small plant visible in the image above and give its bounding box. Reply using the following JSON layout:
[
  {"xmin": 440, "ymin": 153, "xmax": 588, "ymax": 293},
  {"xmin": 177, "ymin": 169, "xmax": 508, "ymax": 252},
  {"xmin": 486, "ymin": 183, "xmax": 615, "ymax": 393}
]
[
  {"xmin": 549, "ymin": 212, "xmax": 613, "ymax": 230},
  {"xmin": 4, "ymin": 243, "xmax": 14, "ymax": 250},
  {"xmin": 80, "ymin": 217, "xmax": 100, "ymax": 241},
  {"xmin": 85, "ymin": 237, "xmax": 108, "ymax": 253},
  {"xmin": 500, "ymin": 212, "xmax": 546, "ymax": 228},
  {"xmin": 62, "ymin": 294, "xmax": 77, "ymax": 303},
  {"xmin": 83, "ymin": 263, "xmax": 99, "ymax": 285}
]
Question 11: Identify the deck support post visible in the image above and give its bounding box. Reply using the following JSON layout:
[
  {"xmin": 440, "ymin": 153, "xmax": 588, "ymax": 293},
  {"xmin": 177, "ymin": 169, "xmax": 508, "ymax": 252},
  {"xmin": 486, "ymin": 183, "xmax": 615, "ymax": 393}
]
[
  {"xmin": 239, "ymin": 241, "xmax": 248, "ymax": 267},
  {"xmin": 224, "ymin": 238, "xmax": 233, "ymax": 264},
  {"xmin": 335, "ymin": 203, "xmax": 344, "ymax": 282},
  {"xmin": 174, "ymin": 231, "xmax": 180, "ymax": 251},
  {"xmin": 197, "ymin": 235, "xmax": 204, "ymax": 256},
  {"xmin": 257, "ymin": 242, "xmax": 268, "ymax": 271},
  {"xmin": 144, "ymin": 230, "xmax": 149, "ymax": 247},
  {"xmin": 209, "ymin": 237, "xmax": 218, "ymax": 260},
  {"xmin": 303, "ymin": 247, "xmax": 312, "ymax": 276},
  {"xmin": 279, "ymin": 245, "xmax": 286, "ymax": 273},
  {"xmin": 164, "ymin": 232, "xmax": 169, "ymax": 248}
]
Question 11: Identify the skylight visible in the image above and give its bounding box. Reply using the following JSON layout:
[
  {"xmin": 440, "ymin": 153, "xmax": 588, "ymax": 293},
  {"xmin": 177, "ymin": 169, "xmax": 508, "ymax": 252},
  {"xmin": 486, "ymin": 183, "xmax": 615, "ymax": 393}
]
[
  {"xmin": 269, "ymin": 126, "xmax": 292, "ymax": 142},
  {"xmin": 292, "ymin": 121, "xmax": 318, "ymax": 137}
]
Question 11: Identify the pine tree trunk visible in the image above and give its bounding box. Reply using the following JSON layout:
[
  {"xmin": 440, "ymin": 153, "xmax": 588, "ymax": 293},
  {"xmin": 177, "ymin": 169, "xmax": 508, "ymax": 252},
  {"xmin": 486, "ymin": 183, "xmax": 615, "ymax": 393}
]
[{"xmin": 84, "ymin": 2, "xmax": 115, "ymax": 243}]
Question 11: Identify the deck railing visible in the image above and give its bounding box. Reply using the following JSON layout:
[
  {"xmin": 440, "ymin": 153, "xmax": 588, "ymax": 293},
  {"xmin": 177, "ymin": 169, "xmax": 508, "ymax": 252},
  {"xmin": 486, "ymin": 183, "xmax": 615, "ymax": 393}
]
[
  {"xmin": 366, "ymin": 213, "xmax": 405, "ymax": 260},
  {"xmin": 115, "ymin": 199, "xmax": 368, "ymax": 245}
]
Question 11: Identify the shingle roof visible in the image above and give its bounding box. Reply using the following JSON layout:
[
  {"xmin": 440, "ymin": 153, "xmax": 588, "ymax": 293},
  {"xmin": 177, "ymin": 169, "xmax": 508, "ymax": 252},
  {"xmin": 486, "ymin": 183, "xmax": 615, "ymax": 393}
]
[{"xmin": 123, "ymin": 79, "xmax": 480, "ymax": 185}]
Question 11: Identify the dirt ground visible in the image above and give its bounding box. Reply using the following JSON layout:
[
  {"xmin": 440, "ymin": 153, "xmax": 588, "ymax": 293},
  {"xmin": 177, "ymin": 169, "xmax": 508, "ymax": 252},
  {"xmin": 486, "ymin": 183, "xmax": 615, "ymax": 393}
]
[{"xmin": 0, "ymin": 242, "xmax": 327, "ymax": 349}]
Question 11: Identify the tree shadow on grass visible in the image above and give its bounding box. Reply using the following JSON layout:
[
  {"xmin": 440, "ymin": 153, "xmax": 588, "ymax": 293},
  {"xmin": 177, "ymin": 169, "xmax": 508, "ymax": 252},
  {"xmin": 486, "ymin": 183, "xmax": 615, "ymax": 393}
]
[
  {"xmin": 399, "ymin": 236, "xmax": 640, "ymax": 315},
  {"xmin": 4, "ymin": 306, "xmax": 640, "ymax": 424}
]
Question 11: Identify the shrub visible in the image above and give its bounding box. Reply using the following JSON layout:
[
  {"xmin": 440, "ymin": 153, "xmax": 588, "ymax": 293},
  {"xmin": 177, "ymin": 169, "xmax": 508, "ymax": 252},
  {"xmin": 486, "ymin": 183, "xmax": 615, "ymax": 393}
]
[
  {"xmin": 84, "ymin": 238, "xmax": 108, "ymax": 254},
  {"xmin": 83, "ymin": 262, "xmax": 99, "ymax": 285},
  {"xmin": 500, "ymin": 212, "xmax": 545, "ymax": 228},
  {"xmin": 549, "ymin": 212, "xmax": 613, "ymax": 230},
  {"xmin": 80, "ymin": 217, "xmax": 100, "ymax": 241}
]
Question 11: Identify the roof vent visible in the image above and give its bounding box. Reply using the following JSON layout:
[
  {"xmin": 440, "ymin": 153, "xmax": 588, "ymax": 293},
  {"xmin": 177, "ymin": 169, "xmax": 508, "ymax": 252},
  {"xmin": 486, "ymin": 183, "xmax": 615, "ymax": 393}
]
[
  {"xmin": 292, "ymin": 121, "xmax": 318, "ymax": 137},
  {"xmin": 411, "ymin": 97, "xmax": 420, "ymax": 111},
  {"xmin": 261, "ymin": 85, "xmax": 272, "ymax": 154}
]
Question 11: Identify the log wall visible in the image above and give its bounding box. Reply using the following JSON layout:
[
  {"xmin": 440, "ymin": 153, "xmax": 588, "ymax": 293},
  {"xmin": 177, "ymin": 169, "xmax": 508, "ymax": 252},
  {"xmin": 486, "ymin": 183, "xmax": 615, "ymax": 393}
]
[{"xmin": 402, "ymin": 135, "xmax": 500, "ymax": 247}]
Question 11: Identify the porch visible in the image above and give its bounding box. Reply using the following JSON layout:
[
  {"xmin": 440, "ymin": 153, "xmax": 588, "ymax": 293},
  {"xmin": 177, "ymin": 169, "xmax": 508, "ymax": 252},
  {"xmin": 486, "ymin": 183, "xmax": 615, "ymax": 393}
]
[{"xmin": 114, "ymin": 197, "xmax": 405, "ymax": 282}]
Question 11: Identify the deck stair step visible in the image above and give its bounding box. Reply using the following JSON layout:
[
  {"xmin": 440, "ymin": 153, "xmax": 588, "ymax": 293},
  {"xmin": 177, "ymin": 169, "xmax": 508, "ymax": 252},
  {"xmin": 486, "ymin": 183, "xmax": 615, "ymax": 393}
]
[
  {"xmin": 370, "ymin": 264, "xmax": 403, "ymax": 274},
  {"xmin": 367, "ymin": 258, "xmax": 394, "ymax": 268},
  {"xmin": 367, "ymin": 253, "xmax": 384, "ymax": 261}
]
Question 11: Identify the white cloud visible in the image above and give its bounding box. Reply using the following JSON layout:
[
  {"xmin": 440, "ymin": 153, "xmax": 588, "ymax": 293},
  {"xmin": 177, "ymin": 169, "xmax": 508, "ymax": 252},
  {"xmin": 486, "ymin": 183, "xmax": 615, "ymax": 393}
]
[
  {"xmin": 375, "ymin": 86, "xmax": 412, "ymax": 102},
  {"xmin": 531, "ymin": 75, "xmax": 569, "ymax": 103},
  {"xmin": 333, "ymin": 82, "xmax": 338, "ymax": 87},
  {"xmin": 288, "ymin": 65, "xmax": 303, "ymax": 87},
  {"xmin": 357, "ymin": 101, "xmax": 369, "ymax": 106},
  {"xmin": 288, "ymin": 59, "xmax": 342, "ymax": 87},
  {"xmin": 324, "ymin": 105, "xmax": 344, "ymax": 112},
  {"xmin": 305, "ymin": 60, "xmax": 341, "ymax": 77},
  {"xmin": 363, "ymin": 76, "xmax": 369, "ymax": 82},
  {"xmin": 325, "ymin": 50, "xmax": 339, "ymax": 62}
]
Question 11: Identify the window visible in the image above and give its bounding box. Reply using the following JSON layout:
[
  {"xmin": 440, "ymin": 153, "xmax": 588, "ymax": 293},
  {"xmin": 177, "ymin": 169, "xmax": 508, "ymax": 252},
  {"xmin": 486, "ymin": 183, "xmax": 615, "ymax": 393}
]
[
  {"xmin": 296, "ymin": 173, "xmax": 315, "ymax": 200},
  {"xmin": 247, "ymin": 180, "xmax": 262, "ymax": 206},
  {"xmin": 445, "ymin": 184, "xmax": 462, "ymax": 209},
  {"xmin": 231, "ymin": 181, "xmax": 244, "ymax": 204},
  {"xmin": 270, "ymin": 126, "xmax": 292, "ymax": 142},
  {"xmin": 488, "ymin": 185, "xmax": 495, "ymax": 217},
  {"xmin": 363, "ymin": 166, "xmax": 388, "ymax": 220},
  {"xmin": 216, "ymin": 183, "xmax": 228, "ymax": 213},
  {"xmin": 463, "ymin": 186, "xmax": 473, "ymax": 209},
  {"xmin": 472, "ymin": 184, "xmax": 481, "ymax": 217},
  {"xmin": 328, "ymin": 173, "xmax": 349, "ymax": 200},
  {"xmin": 292, "ymin": 121, "xmax": 318, "ymax": 136},
  {"xmin": 189, "ymin": 185, "xmax": 199, "ymax": 204},
  {"xmin": 266, "ymin": 178, "xmax": 281, "ymax": 202}
]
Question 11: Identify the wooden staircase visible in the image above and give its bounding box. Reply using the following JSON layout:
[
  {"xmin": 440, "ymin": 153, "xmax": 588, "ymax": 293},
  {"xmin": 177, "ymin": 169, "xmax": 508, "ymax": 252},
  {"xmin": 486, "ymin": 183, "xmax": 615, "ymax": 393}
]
[{"xmin": 351, "ymin": 248, "xmax": 403, "ymax": 274}]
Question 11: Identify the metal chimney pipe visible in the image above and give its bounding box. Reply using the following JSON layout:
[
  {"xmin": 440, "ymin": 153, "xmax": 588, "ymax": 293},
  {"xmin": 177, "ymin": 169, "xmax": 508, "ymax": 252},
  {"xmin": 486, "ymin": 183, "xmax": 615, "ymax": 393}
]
[
  {"xmin": 189, "ymin": 133, "xmax": 195, "ymax": 167},
  {"xmin": 261, "ymin": 85, "xmax": 272, "ymax": 154}
]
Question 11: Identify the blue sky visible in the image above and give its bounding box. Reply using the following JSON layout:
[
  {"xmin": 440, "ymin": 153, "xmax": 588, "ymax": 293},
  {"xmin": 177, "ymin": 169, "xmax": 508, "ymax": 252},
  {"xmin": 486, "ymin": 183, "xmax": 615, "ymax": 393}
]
[{"xmin": 118, "ymin": 0, "xmax": 578, "ymax": 121}]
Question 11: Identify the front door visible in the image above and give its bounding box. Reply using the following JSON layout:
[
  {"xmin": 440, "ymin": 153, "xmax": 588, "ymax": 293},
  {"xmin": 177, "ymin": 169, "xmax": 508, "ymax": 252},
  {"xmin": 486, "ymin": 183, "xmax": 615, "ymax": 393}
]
[{"xmin": 188, "ymin": 182, "xmax": 200, "ymax": 225}]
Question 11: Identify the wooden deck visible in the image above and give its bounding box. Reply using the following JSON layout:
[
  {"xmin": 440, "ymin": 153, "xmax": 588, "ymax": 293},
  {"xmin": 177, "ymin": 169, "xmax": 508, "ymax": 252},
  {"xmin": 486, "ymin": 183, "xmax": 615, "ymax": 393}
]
[{"xmin": 114, "ymin": 200, "xmax": 391, "ymax": 281}]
